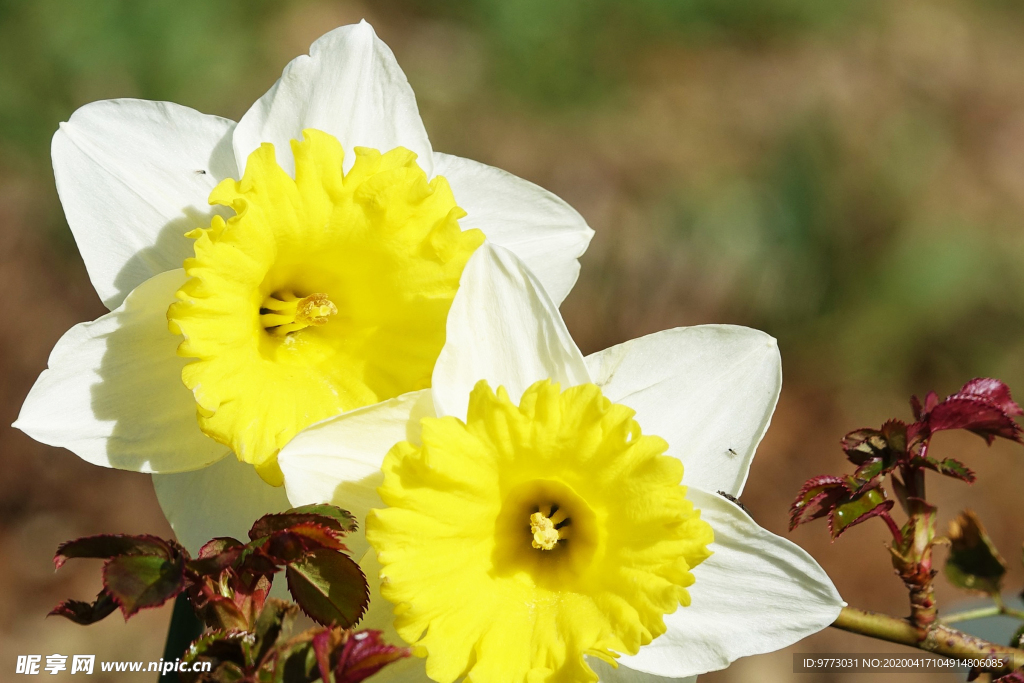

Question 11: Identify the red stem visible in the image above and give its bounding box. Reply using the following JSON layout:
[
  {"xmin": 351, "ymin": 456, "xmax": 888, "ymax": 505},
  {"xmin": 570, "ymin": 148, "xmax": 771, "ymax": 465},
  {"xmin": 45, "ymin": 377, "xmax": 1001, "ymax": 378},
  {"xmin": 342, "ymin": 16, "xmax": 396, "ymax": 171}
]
[{"xmin": 879, "ymin": 510, "xmax": 904, "ymax": 545}]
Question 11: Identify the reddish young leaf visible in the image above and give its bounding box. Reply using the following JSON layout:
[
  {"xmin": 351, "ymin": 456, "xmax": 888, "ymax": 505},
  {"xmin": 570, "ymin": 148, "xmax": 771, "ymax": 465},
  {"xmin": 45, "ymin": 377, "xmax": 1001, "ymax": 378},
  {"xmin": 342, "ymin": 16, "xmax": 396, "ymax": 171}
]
[
  {"xmin": 993, "ymin": 670, "xmax": 1024, "ymax": 683},
  {"xmin": 789, "ymin": 476, "xmax": 850, "ymax": 531},
  {"xmin": 926, "ymin": 397, "xmax": 1022, "ymax": 444},
  {"xmin": 957, "ymin": 378, "xmax": 1024, "ymax": 417},
  {"xmin": 312, "ymin": 629, "xmax": 335, "ymax": 683},
  {"xmin": 914, "ymin": 378, "xmax": 1024, "ymax": 446},
  {"xmin": 49, "ymin": 590, "xmax": 118, "ymax": 625},
  {"xmin": 257, "ymin": 522, "xmax": 350, "ymax": 565},
  {"xmin": 286, "ymin": 522, "xmax": 351, "ymax": 552},
  {"xmin": 910, "ymin": 394, "xmax": 924, "ymax": 421},
  {"xmin": 335, "ymin": 630, "xmax": 411, "ymax": 683},
  {"xmin": 829, "ymin": 487, "xmax": 894, "ymax": 540},
  {"xmin": 197, "ymin": 537, "xmax": 245, "ymax": 559},
  {"xmin": 54, "ymin": 534, "xmax": 180, "ymax": 569},
  {"xmin": 910, "ymin": 391, "xmax": 940, "ymax": 421},
  {"xmin": 249, "ymin": 506, "xmax": 357, "ymax": 541}
]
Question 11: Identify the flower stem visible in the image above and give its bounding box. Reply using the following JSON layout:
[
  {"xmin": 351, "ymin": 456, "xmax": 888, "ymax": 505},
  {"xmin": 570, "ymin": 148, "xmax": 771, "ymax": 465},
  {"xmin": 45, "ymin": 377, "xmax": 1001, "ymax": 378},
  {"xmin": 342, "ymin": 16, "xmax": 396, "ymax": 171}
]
[
  {"xmin": 832, "ymin": 606, "xmax": 1024, "ymax": 674},
  {"xmin": 940, "ymin": 603, "xmax": 1024, "ymax": 624},
  {"xmin": 940, "ymin": 605, "xmax": 1003, "ymax": 624},
  {"xmin": 159, "ymin": 594, "xmax": 203, "ymax": 682}
]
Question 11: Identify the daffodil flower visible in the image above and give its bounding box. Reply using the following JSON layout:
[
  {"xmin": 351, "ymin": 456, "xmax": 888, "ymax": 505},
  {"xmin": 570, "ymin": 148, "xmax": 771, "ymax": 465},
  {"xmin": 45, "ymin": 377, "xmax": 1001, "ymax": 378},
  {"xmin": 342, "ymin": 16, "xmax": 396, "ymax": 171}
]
[
  {"xmin": 278, "ymin": 242, "xmax": 844, "ymax": 682},
  {"xmin": 14, "ymin": 22, "xmax": 593, "ymax": 552}
]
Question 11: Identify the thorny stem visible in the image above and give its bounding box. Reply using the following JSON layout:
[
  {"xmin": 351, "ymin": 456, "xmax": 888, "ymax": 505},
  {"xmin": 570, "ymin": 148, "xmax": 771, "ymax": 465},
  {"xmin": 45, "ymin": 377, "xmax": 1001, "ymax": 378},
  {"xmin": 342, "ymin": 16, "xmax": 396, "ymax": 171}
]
[
  {"xmin": 832, "ymin": 606, "xmax": 1024, "ymax": 674},
  {"xmin": 891, "ymin": 462, "xmax": 939, "ymax": 630},
  {"xmin": 908, "ymin": 581, "xmax": 938, "ymax": 631}
]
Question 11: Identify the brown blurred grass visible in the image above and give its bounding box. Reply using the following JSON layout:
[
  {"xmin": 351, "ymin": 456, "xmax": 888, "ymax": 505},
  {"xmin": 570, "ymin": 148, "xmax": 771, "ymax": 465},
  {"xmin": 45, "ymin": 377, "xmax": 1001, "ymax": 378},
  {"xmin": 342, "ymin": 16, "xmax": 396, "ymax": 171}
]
[{"xmin": 2, "ymin": 0, "xmax": 1024, "ymax": 680}]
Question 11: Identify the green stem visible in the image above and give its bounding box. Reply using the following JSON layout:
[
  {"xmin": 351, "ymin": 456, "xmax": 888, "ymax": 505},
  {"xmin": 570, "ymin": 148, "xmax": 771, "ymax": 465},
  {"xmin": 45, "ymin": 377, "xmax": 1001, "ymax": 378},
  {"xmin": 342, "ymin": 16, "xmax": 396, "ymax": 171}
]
[
  {"xmin": 940, "ymin": 605, "xmax": 1002, "ymax": 624},
  {"xmin": 940, "ymin": 602, "xmax": 1024, "ymax": 625},
  {"xmin": 159, "ymin": 594, "xmax": 204, "ymax": 682},
  {"xmin": 832, "ymin": 606, "xmax": 1024, "ymax": 674}
]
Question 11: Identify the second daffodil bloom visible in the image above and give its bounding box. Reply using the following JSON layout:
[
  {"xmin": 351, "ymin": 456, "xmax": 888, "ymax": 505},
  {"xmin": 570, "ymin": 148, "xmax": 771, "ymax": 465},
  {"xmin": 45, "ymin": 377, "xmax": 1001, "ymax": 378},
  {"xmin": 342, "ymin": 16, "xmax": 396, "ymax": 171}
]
[
  {"xmin": 14, "ymin": 22, "xmax": 593, "ymax": 552},
  {"xmin": 278, "ymin": 243, "xmax": 845, "ymax": 682}
]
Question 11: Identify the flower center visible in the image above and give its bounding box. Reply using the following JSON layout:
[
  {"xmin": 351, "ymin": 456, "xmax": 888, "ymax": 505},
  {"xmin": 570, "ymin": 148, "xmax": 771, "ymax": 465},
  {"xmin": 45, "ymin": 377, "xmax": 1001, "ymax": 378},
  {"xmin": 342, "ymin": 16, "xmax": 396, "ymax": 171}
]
[
  {"xmin": 529, "ymin": 508, "xmax": 565, "ymax": 550},
  {"xmin": 493, "ymin": 478, "xmax": 600, "ymax": 589},
  {"xmin": 168, "ymin": 129, "xmax": 484, "ymax": 485},
  {"xmin": 259, "ymin": 291, "xmax": 338, "ymax": 335}
]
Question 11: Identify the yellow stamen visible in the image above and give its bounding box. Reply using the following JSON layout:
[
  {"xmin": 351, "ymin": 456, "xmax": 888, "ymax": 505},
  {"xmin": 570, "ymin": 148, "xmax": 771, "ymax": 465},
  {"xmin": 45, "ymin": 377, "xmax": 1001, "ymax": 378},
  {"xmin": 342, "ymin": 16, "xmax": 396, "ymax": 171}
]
[
  {"xmin": 260, "ymin": 292, "xmax": 338, "ymax": 335},
  {"xmin": 530, "ymin": 511, "xmax": 561, "ymax": 550}
]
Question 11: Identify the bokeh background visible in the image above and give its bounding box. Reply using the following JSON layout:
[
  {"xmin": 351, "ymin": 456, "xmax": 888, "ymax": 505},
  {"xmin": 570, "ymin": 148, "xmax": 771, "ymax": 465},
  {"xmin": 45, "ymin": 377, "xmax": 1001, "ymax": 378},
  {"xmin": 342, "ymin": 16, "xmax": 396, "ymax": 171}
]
[{"xmin": 2, "ymin": 0, "xmax": 1023, "ymax": 681}]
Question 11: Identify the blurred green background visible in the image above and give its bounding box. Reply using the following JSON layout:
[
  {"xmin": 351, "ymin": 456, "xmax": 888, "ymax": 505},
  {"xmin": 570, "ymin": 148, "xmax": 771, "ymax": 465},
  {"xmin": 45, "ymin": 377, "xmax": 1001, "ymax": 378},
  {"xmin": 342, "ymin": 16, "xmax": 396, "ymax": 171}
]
[{"xmin": 2, "ymin": 1, "xmax": 1023, "ymax": 681}]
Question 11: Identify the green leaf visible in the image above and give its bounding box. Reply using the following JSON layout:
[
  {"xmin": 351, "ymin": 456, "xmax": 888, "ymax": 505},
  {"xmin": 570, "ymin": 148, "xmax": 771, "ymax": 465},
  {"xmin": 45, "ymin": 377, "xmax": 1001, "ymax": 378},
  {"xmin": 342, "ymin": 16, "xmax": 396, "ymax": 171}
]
[
  {"xmin": 913, "ymin": 456, "xmax": 976, "ymax": 483},
  {"xmin": 842, "ymin": 421, "xmax": 906, "ymax": 467},
  {"xmin": 289, "ymin": 504, "xmax": 358, "ymax": 531},
  {"xmin": 1011, "ymin": 623, "xmax": 1024, "ymax": 649},
  {"xmin": 252, "ymin": 599, "xmax": 299, "ymax": 665},
  {"xmin": 852, "ymin": 458, "xmax": 885, "ymax": 481},
  {"xmin": 183, "ymin": 629, "xmax": 247, "ymax": 665},
  {"xmin": 829, "ymin": 487, "xmax": 894, "ymax": 539},
  {"xmin": 102, "ymin": 554, "xmax": 186, "ymax": 618},
  {"xmin": 286, "ymin": 549, "xmax": 369, "ymax": 628},
  {"xmin": 277, "ymin": 642, "xmax": 320, "ymax": 683},
  {"xmin": 842, "ymin": 428, "xmax": 889, "ymax": 465},
  {"xmin": 944, "ymin": 510, "xmax": 1007, "ymax": 596},
  {"xmin": 54, "ymin": 533, "xmax": 179, "ymax": 569},
  {"xmin": 196, "ymin": 593, "xmax": 251, "ymax": 633}
]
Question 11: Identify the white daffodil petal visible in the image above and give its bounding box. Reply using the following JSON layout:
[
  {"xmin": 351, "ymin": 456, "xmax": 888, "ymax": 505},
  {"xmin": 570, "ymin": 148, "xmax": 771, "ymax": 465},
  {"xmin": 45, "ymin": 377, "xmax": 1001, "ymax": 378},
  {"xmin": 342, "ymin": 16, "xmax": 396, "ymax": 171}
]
[
  {"xmin": 432, "ymin": 153, "xmax": 593, "ymax": 307},
  {"xmin": 233, "ymin": 21, "xmax": 431, "ymax": 176},
  {"xmin": 588, "ymin": 659, "xmax": 696, "ymax": 683},
  {"xmin": 618, "ymin": 489, "xmax": 843, "ymax": 679},
  {"xmin": 52, "ymin": 99, "xmax": 237, "ymax": 309},
  {"xmin": 152, "ymin": 455, "xmax": 291, "ymax": 554},
  {"xmin": 13, "ymin": 269, "xmax": 226, "ymax": 473},
  {"xmin": 279, "ymin": 389, "xmax": 434, "ymax": 558},
  {"xmin": 585, "ymin": 325, "xmax": 781, "ymax": 497},
  {"xmin": 432, "ymin": 242, "xmax": 589, "ymax": 420}
]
